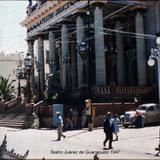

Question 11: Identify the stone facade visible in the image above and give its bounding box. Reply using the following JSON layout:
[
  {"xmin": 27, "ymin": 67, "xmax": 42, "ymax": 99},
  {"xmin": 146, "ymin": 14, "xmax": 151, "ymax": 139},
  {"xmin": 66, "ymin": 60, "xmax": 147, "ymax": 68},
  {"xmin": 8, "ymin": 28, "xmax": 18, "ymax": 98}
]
[{"xmin": 21, "ymin": 0, "xmax": 158, "ymax": 103}]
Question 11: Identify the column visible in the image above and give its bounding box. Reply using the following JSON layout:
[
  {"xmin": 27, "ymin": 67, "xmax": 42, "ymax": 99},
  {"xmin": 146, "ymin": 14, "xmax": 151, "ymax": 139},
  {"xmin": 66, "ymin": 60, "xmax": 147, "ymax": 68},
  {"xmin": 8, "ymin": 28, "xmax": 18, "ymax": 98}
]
[
  {"xmin": 135, "ymin": 12, "xmax": 147, "ymax": 86},
  {"xmin": 28, "ymin": 40, "xmax": 35, "ymax": 96},
  {"xmin": 37, "ymin": 37, "xmax": 45, "ymax": 99},
  {"xmin": 115, "ymin": 21, "xmax": 125, "ymax": 86},
  {"xmin": 94, "ymin": 6, "xmax": 106, "ymax": 85},
  {"xmin": 61, "ymin": 24, "xmax": 69, "ymax": 88},
  {"xmin": 49, "ymin": 31, "xmax": 56, "ymax": 78},
  {"xmin": 48, "ymin": 31, "xmax": 56, "ymax": 98},
  {"xmin": 71, "ymin": 41, "xmax": 77, "ymax": 90},
  {"xmin": 76, "ymin": 16, "xmax": 84, "ymax": 88},
  {"xmin": 58, "ymin": 46, "xmax": 62, "ymax": 86}
]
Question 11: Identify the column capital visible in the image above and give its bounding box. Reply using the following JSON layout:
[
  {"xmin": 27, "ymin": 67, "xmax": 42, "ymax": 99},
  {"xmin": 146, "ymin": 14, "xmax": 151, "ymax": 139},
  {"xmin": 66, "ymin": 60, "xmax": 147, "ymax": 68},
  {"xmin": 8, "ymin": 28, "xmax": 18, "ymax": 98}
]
[
  {"xmin": 58, "ymin": 18, "xmax": 73, "ymax": 27},
  {"xmin": 35, "ymin": 32, "xmax": 46, "ymax": 39},
  {"xmin": 47, "ymin": 25, "xmax": 59, "ymax": 31},
  {"xmin": 92, "ymin": 1, "xmax": 106, "ymax": 9},
  {"xmin": 129, "ymin": 5, "xmax": 146, "ymax": 15},
  {"xmin": 26, "ymin": 36, "xmax": 35, "ymax": 43},
  {"xmin": 75, "ymin": 9, "xmax": 87, "ymax": 17}
]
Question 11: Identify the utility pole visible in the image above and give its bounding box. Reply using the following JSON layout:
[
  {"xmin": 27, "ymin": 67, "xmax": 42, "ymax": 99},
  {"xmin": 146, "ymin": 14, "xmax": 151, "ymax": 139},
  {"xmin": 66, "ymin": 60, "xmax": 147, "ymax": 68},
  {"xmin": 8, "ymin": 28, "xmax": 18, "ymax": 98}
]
[{"xmin": 87, "ymin": 0, "xmax": 93, "ymax": 131}]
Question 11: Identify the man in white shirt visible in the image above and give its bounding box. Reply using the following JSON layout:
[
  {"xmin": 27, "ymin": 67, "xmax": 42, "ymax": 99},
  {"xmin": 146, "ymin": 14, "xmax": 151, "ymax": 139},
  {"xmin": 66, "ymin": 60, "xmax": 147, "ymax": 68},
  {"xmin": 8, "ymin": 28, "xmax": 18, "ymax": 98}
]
[{"xmin": 56, "ymin": 112, "xmax": 66, "ymax": 141}]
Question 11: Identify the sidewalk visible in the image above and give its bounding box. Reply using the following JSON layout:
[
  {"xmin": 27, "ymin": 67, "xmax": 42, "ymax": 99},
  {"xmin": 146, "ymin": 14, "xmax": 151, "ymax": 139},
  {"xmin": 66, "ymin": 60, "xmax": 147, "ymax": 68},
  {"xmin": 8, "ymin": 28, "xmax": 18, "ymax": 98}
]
[{"xmin": 0, "ymin": 126, "xmax": 160, "ymax": 159}]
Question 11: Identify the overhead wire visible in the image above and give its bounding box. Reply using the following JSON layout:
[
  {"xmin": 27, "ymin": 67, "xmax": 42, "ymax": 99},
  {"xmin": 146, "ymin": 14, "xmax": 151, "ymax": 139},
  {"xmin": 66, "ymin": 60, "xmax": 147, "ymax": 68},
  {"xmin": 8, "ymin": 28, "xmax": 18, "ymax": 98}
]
[
  {"xmin": 0, "ymin": 1, "xmax": 157, "ymax": 40},
  {"xmin": 0, "ymin": 0, "xmax": 157, "ymax": 55}
]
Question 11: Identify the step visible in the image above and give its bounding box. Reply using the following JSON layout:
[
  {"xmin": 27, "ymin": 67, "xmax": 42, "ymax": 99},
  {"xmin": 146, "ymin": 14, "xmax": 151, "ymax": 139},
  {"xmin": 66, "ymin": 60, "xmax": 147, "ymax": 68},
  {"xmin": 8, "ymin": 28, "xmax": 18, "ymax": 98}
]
[
  {"xmin": 0, "ymin": 119, "xmax": 25, "ymax": 122},
  {"xmin": 0, "ymin": 124, "xmax": 24, "ymax": 128},
  {"xmin": 0, "ymin": 113, "xmax": 25, "ymax": 128},
  {"xmin": 0, "ymin": 123, "xmax": 24, "ymax": 126},
  {"xmin": 0, "ymin": 121, "xmax": 24, "ymax": 124}
]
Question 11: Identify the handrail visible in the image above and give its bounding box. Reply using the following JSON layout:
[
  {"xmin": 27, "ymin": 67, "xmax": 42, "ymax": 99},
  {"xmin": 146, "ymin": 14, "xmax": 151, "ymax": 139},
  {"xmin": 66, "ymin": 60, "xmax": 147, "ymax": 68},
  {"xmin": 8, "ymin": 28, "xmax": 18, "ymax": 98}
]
[
  {"xmin": 4, "ymin": 97, "xmax": 20, "ymax": 111},
  {"xmin": 33, "ymin": 100, "xmax": 44, "ymax": 114}
]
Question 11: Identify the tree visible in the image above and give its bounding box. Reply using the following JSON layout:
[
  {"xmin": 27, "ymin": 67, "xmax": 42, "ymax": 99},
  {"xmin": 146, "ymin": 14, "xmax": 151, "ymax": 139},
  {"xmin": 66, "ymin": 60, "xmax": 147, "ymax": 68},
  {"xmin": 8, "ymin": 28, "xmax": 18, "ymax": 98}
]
[{"xmin": 0, "ymin": 76, "xmax": 15, "ymax": 101}]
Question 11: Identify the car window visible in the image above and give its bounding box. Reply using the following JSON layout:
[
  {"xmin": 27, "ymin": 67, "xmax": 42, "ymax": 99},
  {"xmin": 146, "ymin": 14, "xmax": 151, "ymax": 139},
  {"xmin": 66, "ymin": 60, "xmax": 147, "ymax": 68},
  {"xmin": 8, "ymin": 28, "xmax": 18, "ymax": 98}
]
[
  {"xmin": 138, "ymin": 106, "xmax": 146, "ymax": 110},
  {"xmin": 148, "ymin": 106, "xmax": 154, "ymax": 111}
]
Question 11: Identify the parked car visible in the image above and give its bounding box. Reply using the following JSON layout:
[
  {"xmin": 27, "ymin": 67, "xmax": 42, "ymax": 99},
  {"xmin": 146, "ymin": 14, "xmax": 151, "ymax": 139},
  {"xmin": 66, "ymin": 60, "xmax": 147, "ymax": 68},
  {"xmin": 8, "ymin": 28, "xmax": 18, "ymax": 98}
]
[{"xmin": 121, "ymin": 103, "xmax": 160, "ymax": 128}]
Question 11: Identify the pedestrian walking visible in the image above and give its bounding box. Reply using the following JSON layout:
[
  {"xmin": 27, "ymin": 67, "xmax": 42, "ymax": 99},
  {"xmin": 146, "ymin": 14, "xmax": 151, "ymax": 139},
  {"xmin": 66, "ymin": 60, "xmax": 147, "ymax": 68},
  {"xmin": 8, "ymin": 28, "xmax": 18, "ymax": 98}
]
[
  {"xmin": 113, "ymin": 114, "xmax": 120, "ymax": 141},
  {"xmin": 103, "ymin": 112, "xmax": 114, "ymax": 149},
  {"xmin": 55, "ymin": 112, "xmax": 66, "ymax": 141}
]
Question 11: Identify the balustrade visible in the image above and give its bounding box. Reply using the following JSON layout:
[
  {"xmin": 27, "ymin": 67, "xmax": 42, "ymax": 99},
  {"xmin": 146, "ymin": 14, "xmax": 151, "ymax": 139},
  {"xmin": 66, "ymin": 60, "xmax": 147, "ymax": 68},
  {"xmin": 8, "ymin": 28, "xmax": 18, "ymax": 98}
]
[
  {"xmin": 92, "ymin": 86, "xmax": 153, "ymax": 96},
  {"xmin": 4, "ymin": 98, "xmax": 19, "ymax": 111}
]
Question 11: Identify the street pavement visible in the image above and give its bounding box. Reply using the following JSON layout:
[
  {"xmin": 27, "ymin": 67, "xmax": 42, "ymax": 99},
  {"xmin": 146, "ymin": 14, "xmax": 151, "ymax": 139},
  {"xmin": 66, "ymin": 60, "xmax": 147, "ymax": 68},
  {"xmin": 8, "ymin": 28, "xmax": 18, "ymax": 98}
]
[{"xmin": 0, "ymin": 125, "xmax": 160, "ymax": 159}]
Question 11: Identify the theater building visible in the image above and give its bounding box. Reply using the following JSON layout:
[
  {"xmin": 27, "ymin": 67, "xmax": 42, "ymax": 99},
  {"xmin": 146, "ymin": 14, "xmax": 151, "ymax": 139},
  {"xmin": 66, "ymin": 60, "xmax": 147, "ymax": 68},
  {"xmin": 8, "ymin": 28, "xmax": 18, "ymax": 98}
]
[{"xmin": 21, "ymin": 0, "xmax": 160, "ymax": 104}]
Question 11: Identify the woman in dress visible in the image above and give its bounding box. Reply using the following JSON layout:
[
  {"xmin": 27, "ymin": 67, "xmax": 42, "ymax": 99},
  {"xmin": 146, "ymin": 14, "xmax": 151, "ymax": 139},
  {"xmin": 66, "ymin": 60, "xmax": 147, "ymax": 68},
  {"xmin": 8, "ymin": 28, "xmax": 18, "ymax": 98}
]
[{"xmin": 113, "ymin": 114, "xmax": 120, "ymax": 141}]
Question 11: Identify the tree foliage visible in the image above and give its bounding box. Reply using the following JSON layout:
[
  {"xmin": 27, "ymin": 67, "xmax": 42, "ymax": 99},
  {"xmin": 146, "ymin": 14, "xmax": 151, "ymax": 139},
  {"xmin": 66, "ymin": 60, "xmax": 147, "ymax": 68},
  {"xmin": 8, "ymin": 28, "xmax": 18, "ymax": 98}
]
[{"xmin": 0, "ymin": 76, "xmax": 15, "ymax": 101}]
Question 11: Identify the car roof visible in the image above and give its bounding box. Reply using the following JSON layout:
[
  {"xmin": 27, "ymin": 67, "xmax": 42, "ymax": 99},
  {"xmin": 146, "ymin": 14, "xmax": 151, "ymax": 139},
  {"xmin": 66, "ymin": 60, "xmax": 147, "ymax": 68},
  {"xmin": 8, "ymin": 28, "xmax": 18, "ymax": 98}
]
[
  {"xmin": 139, "ymin": 103, "xmax": 158, "ymax": 107},
  {"xmin": 125, "ymin": 111, "xmax": 136, "ymax": 114}
]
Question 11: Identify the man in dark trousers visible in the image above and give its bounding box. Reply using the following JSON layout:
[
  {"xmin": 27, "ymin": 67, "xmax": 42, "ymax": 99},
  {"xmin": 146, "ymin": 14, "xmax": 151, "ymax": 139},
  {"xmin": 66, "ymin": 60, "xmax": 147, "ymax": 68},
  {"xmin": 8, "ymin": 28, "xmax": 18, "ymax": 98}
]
[{"xmin": 103, "ymin": 112, "xmax": 114, "ymax": 149}]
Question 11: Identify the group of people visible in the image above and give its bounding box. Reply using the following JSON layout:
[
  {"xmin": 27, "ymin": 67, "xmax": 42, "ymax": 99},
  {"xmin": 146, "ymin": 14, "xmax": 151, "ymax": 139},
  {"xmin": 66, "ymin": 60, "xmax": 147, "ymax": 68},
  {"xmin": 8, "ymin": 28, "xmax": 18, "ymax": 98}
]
[
  {"xmin": 55, "ymin": 107, "xmax": 79, "ymax": 141},
  {"xmin": 65, "ymin": 107, "xmax": 78, "ymax": 130},
  {"xmin": 55, "ymin": 110, "xmax": 120, "ymax": 145},
  {"xmin": 103, "ymin": 112, "xmax": 120, "ymax": 149}
]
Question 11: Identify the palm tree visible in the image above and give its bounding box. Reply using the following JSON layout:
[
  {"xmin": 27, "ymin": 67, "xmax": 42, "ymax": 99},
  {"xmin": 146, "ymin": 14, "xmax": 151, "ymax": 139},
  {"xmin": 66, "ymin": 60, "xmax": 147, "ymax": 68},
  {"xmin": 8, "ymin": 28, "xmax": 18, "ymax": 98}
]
[{"xmin": 0, "ymin": 76, "xmax": 15, "ymax": 101}]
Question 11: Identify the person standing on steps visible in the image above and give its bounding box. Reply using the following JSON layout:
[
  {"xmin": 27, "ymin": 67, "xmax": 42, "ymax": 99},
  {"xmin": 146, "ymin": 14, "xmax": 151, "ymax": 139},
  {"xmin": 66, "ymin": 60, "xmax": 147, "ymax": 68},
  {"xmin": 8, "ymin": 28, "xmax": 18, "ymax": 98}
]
[
  {"xmin": 103, "ymin": 112, "xmax": 114, "ymax": 149},
  {"xmin": 55, "ymin": 112, "xmax": 66, "ymax": 141}
]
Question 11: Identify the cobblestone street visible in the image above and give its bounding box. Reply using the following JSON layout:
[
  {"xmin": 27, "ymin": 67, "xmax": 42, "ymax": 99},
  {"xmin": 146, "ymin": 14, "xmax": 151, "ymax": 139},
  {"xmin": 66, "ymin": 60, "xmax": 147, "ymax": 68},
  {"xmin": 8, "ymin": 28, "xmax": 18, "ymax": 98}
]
[{"xmin": 0, "ymin": 125, "xmax": 160, "ymax": 159}]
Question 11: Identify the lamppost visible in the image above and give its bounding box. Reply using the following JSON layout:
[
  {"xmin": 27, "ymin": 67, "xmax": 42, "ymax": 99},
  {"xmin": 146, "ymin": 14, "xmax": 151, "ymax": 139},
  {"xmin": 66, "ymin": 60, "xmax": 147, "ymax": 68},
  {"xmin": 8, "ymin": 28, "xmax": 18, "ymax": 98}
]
[
  {"xmin": 148, "ymin": 36, "xmax": 160, "ymax": 104},
  {"xmin": 24, "ymin": 52, "xmax": 33, "ymax": 104},
  {"xmin": 15, "ymin": 66, "xmax": 24, "ymax": 98},
  {"xmin": 78, "ymin": 0, "xmax": 93, "ymax": 131}
]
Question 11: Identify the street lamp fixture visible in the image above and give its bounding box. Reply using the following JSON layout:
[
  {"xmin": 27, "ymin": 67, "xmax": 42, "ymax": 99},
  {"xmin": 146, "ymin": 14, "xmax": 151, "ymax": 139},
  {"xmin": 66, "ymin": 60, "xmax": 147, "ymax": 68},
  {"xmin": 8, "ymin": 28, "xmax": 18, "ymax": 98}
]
[
  {"xmin": 148, "ymin": 36, "xmax": 160, "ymax": 103},
  {"xmin": 15, "ymin": 66, "xmax": 24, "ymax": 98},
  {"xmin": 79, "ymin": 41, "xmax": 88, "ymax": 60},
  {"xmin": 79, "ymin": 40, "xmax": 89, "ymax": 86},
  {"xmin": 24, "ymin": 54, "xmax": 32, "ymax": 70}
]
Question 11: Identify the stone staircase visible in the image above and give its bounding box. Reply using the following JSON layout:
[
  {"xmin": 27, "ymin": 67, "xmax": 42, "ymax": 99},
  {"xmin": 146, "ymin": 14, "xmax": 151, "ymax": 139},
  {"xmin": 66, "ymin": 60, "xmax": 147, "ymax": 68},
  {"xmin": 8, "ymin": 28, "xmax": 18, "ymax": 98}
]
[
  {"xmin": 0, "ymin": 113, "xmax": 25, "ymax": 128},
  {"xmin": 0, "ymin": 99, "xmax": 26, "ymax": 129}
]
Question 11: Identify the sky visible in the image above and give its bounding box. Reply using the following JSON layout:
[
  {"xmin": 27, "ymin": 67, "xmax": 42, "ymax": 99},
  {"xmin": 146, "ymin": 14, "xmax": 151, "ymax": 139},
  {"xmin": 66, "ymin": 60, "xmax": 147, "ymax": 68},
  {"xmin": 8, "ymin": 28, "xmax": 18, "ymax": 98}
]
[{"xmin": 0, "ymin": 0, "xmax": 29, "ymax": 54}]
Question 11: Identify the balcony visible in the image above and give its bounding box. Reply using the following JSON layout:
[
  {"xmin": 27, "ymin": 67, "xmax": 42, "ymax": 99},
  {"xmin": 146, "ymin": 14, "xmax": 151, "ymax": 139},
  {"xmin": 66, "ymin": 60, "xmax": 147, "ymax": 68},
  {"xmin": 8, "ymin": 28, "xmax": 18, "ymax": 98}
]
[
  {"xmin": 91, "ymin": 85, "xmax": 156, "ymax": 102},
  {"xmin": 93, "ymin": 86, "xmax": 153, "ymax": 95}
]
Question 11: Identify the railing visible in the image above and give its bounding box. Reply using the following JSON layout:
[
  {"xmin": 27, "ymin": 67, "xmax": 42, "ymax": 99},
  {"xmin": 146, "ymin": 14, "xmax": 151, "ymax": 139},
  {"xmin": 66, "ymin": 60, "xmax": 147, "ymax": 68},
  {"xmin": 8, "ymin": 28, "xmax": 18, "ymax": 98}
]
[
  {"xmin": 4, "ymin": 97, "xmax": 20, "ymax": 111},
  {"xmin": 92, "ymin": 86, "xmax": 154, "ymax": 96},
  {"xmin": 33, "ymin": 100, "xmax": 44, "ymax": 114}
]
